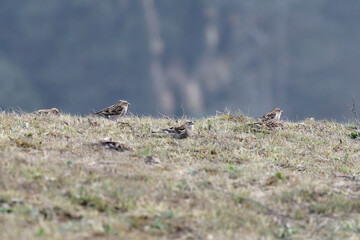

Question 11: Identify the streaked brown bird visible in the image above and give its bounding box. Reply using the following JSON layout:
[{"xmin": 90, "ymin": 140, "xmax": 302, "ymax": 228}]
[
  {"xmin": 258, "ymin": 108, "xmax": 283, "ymax": 123},
  {"xmin": 34, "ymin": 108, "xmax": 60, "ymax": 115},
  {"xmin": 93, "ymin": 100, "xmax": 130, "ymax": 120},
  {"xmin": 95, "ymin": 140, "xmax": 133, "ymax": 152},
  {"xmin": 152, "ymin": 120, "xmax": 195, "ymax": 139}
]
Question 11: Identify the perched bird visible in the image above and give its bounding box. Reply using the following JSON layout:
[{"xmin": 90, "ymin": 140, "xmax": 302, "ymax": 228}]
[
  {"xmin": 247, "ymin": 108, "xmax": 284, "ymax": 131},
  {"xmin": 93, "ymin": 100, "xmax": 130, "ymax": 120},
  {"xmin": 34, "ymin": 108, "xmax": 60, "ymax": 115},
  {"xmin": 258, "ymin": 108, "xmax": 283, "ymax": 123},
  {"xmin": 152, "ymin": 120, "xmax": 195, "ymax": 139},
  {"xmin": 95, "ymin": 140, "xmax": 133, "ymax": 152}
]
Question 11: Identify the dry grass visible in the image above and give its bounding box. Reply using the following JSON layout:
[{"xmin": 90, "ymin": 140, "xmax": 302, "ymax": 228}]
[{"xmin": 1, "ymin": 111, "xmax": 360, "ymax": 239}]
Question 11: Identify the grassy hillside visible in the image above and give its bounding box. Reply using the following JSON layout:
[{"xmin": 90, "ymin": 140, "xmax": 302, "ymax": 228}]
[{"xmin": 0, "ymin": 112, "xmax": 360, "ymax": 239}]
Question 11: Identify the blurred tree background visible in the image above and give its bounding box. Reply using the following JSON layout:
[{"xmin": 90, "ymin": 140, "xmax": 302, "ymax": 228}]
[{"xmin": 1, "ymin": 0, "xmax": 360, "ymax": 120}]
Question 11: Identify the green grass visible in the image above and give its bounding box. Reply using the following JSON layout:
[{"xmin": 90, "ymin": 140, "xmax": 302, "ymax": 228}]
[{"xmin": 1, "ymin": 112, "xmax": 360, "ymax": 239}]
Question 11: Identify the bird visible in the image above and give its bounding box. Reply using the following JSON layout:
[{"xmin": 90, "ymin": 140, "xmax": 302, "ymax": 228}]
[
  {"xmin": 95, "ymin": 140, "xmax": 133, "ymax": 152},
  {"xmin": 258, "ymin": 108, "xmax": 283, "ymax": 123},
  {"xmin": 93, "ymin": 100, "xmax": 130, "ymax": 120},
  {"xmin": 247, "ymin": 108, "xmax": 284, "ymax": 131},
  {"xmin": 152, "ymin": 120, "xmax": 195, "ymax": 139},
  {"xmin": 34, "ymin": 108, "xmax": 60, "ymax": 115}
]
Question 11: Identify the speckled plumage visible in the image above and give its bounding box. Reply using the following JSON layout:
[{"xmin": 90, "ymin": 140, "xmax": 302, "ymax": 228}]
[
  {"xmin": 259, "ymin": 108, "xmax": 283, "ymax": 123},
  {"xmin": 34, "ymin": 108, "xmax": 60, "ymax": 115},
  {"xmin": 94, "ymin": 100, "xmax": 130, "ymax": 120},
  {"xmin": 152, "ymin": 120, "xmax": 195, "ymax": 139}
]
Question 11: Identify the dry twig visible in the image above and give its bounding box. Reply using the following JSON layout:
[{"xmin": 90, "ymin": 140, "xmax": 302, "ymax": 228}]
[{"xmin": 348, "ymin": 97, "xmax": 360, "ymax": 130}]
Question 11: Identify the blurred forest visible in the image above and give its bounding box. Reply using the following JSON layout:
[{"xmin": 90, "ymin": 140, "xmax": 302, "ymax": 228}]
[{"xmin": 1, "ymin": 0, "xmax": 360, "ymax": 121}]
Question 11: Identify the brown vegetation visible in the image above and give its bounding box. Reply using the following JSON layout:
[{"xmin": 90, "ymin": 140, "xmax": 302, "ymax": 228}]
[{"xmin": 0, "ymin": 112, "xmax": 360, "ymax": 239}]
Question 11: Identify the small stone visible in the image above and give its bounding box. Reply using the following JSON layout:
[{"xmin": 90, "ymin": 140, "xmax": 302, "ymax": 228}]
[{"xmin": 144, "ymin": 155, "xmax": 161, "ymax": 165}]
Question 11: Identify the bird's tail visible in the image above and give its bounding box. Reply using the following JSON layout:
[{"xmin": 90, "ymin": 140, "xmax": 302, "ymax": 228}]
[{"xmin": 151, "ymin": 130, "xmax": 162, "ymax": 134}]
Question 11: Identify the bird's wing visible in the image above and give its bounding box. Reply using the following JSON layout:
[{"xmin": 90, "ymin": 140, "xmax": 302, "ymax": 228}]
[
  {"xmin": 161, "ymin": 127, "xmax": 177, "ymax": 134},
  {"xmin": 94, "ymin": 106, "xmax": 111, "ymax": 115},
  {"xmin": 108, "ymin": 104, "xmax": 124, "ymax": 113},
  {"xmin": 95, "ymin": 104, "xmax": 123, "ymax": 116},
  {"xmin": 170, "ymin": 126, "xmax": 188, "ymax": 139},
  {"xmin": 173, "ymin": 129, "xmax": 188, "ymax": 139},
  {"xmin": 174, "ymin": 125, "xmax": 186, "ymax": 133},
  {"xmin": 260, "ymin": 112, "xmax": 276, "ymax": 122}
]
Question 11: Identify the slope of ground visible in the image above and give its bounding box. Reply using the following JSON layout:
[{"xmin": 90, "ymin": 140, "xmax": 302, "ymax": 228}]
[{"xmin": 0, "ymin": 112, "xmax": 360, "ymax": 239}]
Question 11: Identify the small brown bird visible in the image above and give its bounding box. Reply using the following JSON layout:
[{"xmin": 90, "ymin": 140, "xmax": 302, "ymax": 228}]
[
  {"xmin": 95, "ymin": 140, "xmax": 133, "ymax": 152},
  {"xmin": 93, "ymin": 100, "xmax": 130, "ymax": 120},
  {"xmin": 247, "ymin": 108, "xmax": 283, "ymax": 131},
  {"xmin": 34, "ymin": 108, "xmax": 60, "ymax": 115},
  {"xmin": 259, "ymin": 108, "xmax": 283, "ymax": 123},
  {"xmin": 152, "ymin": 120, "xmax": 195, "ymax": 139}
]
